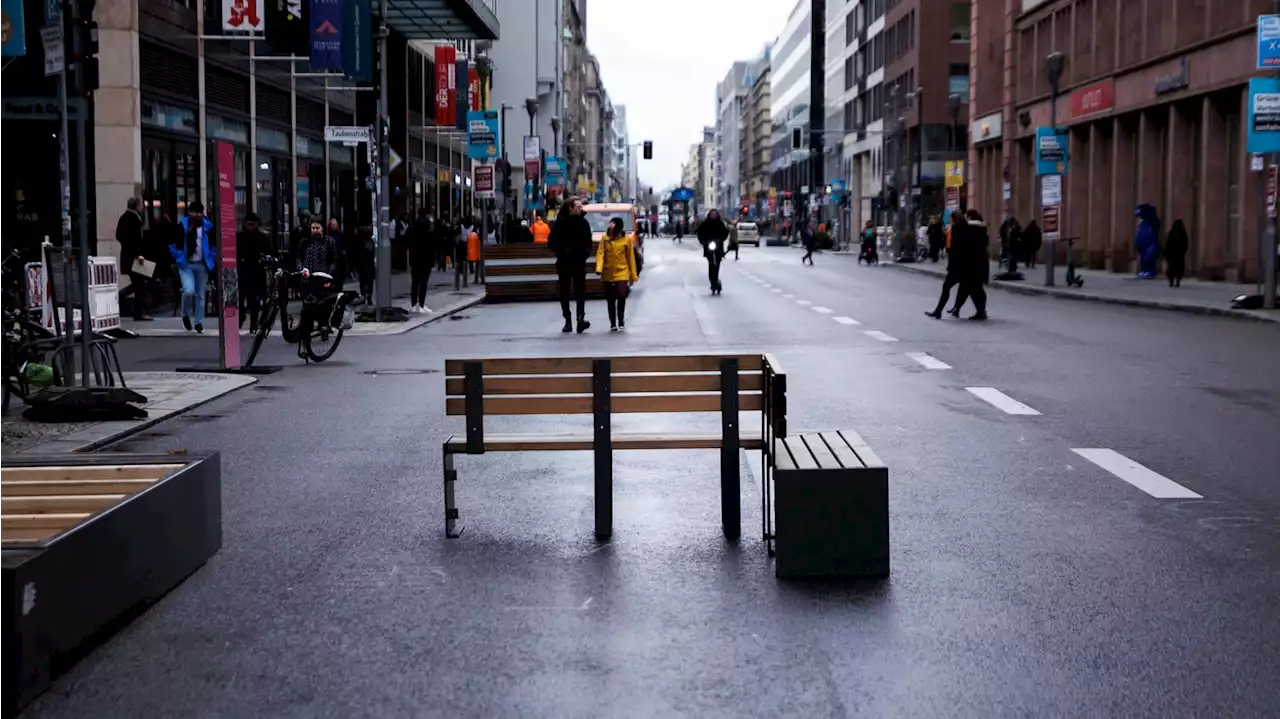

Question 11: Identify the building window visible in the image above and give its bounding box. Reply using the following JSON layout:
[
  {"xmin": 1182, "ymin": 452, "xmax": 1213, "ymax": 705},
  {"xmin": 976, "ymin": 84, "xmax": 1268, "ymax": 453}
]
[
  {"xmin": 948, "ymin": 64, "xmax": 970, "ymax": 101},
  {"xmin": 950, "ymin": 2, "xmax": 971, "ymax": 43},
  {"xmin": 855, "ymin": 1, "xmax": 865, "ymax": 33},
  {"xmin": 846, "ymin": 11, "xmax": 855, "ymax": 44},
  {"xmin": 871, "ymin": 0, "xmax": 884, "ymax": 22},
  {"xmin": 844, "ymin": 56, "xmax": 854, "ymax": 90}
]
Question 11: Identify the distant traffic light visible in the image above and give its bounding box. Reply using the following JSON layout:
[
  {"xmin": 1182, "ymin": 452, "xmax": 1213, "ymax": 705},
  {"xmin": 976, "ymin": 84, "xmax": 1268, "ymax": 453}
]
[{"xmin": 642, "ymin": 141, "xmax": 653, "ymax": 160}]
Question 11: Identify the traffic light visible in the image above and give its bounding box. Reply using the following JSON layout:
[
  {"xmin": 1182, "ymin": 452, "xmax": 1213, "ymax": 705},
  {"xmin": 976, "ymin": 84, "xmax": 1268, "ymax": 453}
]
[
  {"xmin": 642, "ymin": 141, "xmax": 653, "ymax": 160},
  {"xmin": 67, "ymin": 11, "xmax": 100, "ymax": 96}
]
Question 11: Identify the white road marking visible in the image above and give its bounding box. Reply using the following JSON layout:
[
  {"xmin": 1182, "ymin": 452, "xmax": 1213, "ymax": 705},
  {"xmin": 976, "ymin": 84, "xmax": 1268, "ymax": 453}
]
[
  {"xmin": 965, "ymin": 387, "xmax": 1041, "ymax": 415},
  {"xmin": 771, "ymin": 288, "xmax": 783, "ymax": 293},
  {"xmin": 832, "ymin": 316, "xmax": 860, "ymax": 325},
  {"xmin": 762, "ymin": 283, "xmax": 773, "ymax": 288},
  {"xmin": 864, "ymin": 330, "xmax": 898, "ymax": 342},
  {"xmin": 811, "ymin": 306, "xmax": 833, "ymax": 314},
  {"xmin": 1071, "ymin": 448, "xmax": 1202, "ymax": 499},
  {"xmin": 906, "ymin": 352, "xmax": 951, "ymax": 370},
  {"xmin": 782, "ymin": 293, "xmax": 796, "ymax": 299},
  {"xmin": 796, "ymin": 299, "xmax": 812, "ymax": 306}
]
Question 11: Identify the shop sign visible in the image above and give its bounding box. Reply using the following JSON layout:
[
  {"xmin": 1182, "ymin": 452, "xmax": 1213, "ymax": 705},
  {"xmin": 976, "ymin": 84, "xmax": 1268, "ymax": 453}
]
[
  {"xmin": 474, "ymin": 164, "xmax": 494, "ymax": 199},
  {"xmin": 1035, "ymin": 126, "xmax": 1069, "ymax": 175},
  {"xmin": 1248, "ymin": 78, "xmax": 1280, "ymax": 153},
  {"xmin": 1071, "ymin": 79, "xmax": 1114, "ymax": 118},
  {"xmin": 1154, "ymin": 57, "xmax": 1189, "ymax": 95},
  {"xmin": 222, "ymin": 0, "xmax": 263, "ymax": 34},
  {"xmin": 945, "ymin": 160, "xmax": 965, "ymax": 188},
  {"xmin": 1258, "ymin": 15, "xmax": 1280, "ymax": 69},
  {"xmin": 466, "ymin": 110, "xmax": 500, "ymax": 159},
  {"xmin": 971, "ymin": 112, "xmax": 1003, "ymax": 144}
]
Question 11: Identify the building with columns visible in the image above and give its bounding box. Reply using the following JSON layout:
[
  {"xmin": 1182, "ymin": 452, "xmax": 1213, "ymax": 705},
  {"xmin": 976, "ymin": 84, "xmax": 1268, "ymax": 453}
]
[{"xmin": 970, "ymin": 0, "xmax": 1272, "ymax": 281}]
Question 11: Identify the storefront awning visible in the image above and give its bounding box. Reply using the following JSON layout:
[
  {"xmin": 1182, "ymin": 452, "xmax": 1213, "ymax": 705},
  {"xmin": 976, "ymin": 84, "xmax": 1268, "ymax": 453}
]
[{"xmin": 383, "ymin": 0, "xmax": 499, "ymax": 40}]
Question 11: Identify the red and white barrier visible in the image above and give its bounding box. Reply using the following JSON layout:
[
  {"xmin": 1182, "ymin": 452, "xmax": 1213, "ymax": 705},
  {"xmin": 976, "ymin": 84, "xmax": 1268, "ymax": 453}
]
[{"xmin": 29, "ymin": 256, "xmax": 123, "ymax": 335}]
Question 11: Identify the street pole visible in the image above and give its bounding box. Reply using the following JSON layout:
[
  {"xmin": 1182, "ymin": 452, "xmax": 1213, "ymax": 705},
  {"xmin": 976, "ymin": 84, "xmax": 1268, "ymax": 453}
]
[
  {"xmin": 1045, "ymin": 52, "xmax": 1065, "ymax": 287},
  {"xmin": 809, "ymin": 0, "xmax": 826, "ymax": 225},
  {"xmin": 375, "ymin": 0, "xmax": 391, "ymax": 320},
  {"xmin": 57, "ymin": 0, "xmax": 74, "ymax": 387},
  {"xmin": 290, "ymin": 60, "xmax": 299, "ymax": 221},
  {"xmin": 1269, "ymin": 0, "xmax": 1280, "ymax": 308},
  {"xmin": 250, "ymin": 40, "xmax": 258, "ymax": 216},
  {"xmin": 324, "ymin": 72, "xmax": 331, "ymax": 221},
  {"xmin": 915, "ymin": 87, "xmax": 923, "ymax": 229},
  {"xmin": 75, "ymin": 71, "xmax": 91, "ymax": 385}
]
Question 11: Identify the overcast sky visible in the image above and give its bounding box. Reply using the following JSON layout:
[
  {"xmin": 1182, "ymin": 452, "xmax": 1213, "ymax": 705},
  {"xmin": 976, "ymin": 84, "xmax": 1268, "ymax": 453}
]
[{"xmin": 587, "ymin": 0, "xmax": 799, "ymax": 191}]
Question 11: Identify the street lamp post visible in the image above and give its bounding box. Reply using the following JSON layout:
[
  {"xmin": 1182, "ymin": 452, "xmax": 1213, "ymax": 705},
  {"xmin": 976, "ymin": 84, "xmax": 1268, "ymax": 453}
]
[{"xmin": 1044, "ymin": 51, "xmax": 1066, "ymax": 287}]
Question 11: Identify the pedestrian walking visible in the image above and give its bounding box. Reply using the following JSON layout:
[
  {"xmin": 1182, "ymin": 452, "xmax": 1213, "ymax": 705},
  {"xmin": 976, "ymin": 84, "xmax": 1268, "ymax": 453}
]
[
  {"xmin": 1164, "ymin": 218, "xmax": 1189, "ymax": 287},
  {"xmin": 925, "ymin": 211, "xmax": 969, "ymax": 320},
  {"xmin": 409, "ymin": 209, "xmax": 435, "ymax": 313},
  {"xmin": 549, "ymin": 197, "xmax": 592, "ymax": 333},
  {"xmin": 237, "ymin": 212, "xmax": 272, "ymax": 332},
  {"xmin": 434, "ymin": 215, "xmax": 452, "ymax": 271},
  {"xmin": 116, "ymin": 197, "xmax": 153, "ymax": 321},
  {"xmin": 958, "ymin": 208, "xmax": 990, "ymax": 320},
  {"xmin": 927, "ymin": 215, "xmax": 946, "ymax": 263},
  {"xmin": 596, "ymin": 217, "xmax": 638, "ymax": 331},
  {"xmin": 729, "ymin": 220, "xmax": 741, "ymax": 260},
  {"xmin": 455, "ymin": 216, "xmax": 475, "ymax": 289},
  {"xmin": 799, "ymin": 216, "xmax": 815, "ymax": 265},
  {"xmin": 1023, "ymin": 219, "xmax": 1042, "ymax": 268},
  {"xmin": 355, "ymin": 224, "xmax": 375, "ymax": 301},
  {"xmin": 168, "ymin": 201, "xmax": 216, "ymax": 333}
]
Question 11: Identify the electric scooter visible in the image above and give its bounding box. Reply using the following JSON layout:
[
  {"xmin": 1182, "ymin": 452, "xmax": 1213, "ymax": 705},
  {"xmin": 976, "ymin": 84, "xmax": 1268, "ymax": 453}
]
[
  {"xmin": 1064, "ymin": 236, "xmax": 1084, "ymax": 287},
  {"xmin": 707, "ymin": 241, "xmax": 723, "ymax": 295}
]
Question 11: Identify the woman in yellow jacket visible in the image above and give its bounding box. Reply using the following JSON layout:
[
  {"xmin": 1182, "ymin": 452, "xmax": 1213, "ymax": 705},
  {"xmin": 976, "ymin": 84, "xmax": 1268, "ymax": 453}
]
[{"xmin": 595, "ymin": 217, "xmax": 638, "ymax": 331}]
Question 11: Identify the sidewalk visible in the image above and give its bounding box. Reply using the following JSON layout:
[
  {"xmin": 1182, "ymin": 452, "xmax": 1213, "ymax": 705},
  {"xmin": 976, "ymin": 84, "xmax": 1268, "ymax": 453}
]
[
  {"xmin": 120, "ymin": 268, "xmax": 482, "ymax": 338},
  {"xmin": 881, "ymin": 258, "xmax": 1279, "ymax": 323},
  {"xmin": 1, "ymin": 371, "xmax": 256, "ymax": 454}
]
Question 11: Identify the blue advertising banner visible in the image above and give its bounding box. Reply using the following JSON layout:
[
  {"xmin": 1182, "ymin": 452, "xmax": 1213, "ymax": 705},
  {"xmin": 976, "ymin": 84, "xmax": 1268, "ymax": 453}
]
[
  {"xmin": 1034, "ymin": 126, "xmax": 1069, "ymax": 175},
  {"xmin": 1248, "ymin": 77, "xmax": 1280, "ymax": 153},
  {"xmin": 455, "ymin": 57, "xmax": 469, "ymax": 132},
  {"xmin": 309, "ymin": 0, "xmax": 343, "ymax": 71},
  {"xmin": 342, "ymin": 0, "xmax": 371, "ymax": 82},
  {"xmin": 545, "ymin": 156, "xmax": 564, "ymax": 187},
  {"xmin": 2, "ymin": 0, "xmax": 27, "ymax": 57},
  {"xmin": 1259, "ymin": 15, "xmax": 1280, "ymax": 69},
  {"xmin": 466, "ymin": 110, "xmax": 500, "ymax": 159},
  {"xmin": 672, "ymin": 187, "xmax": 694, "ymax": 202}
]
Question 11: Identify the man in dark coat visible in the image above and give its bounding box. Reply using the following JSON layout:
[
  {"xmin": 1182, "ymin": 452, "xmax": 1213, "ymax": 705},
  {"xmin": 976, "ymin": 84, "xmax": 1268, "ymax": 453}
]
[
  {"xmin": 957, "ymin": 209, "xmax": 990, "ymax": 320},
  {"xmin": 408, "ymin": 209, "xmax": 435, "ymax": 313},
  {"xmin": 116, "ymin": 197, "xmax": 152, "ymax": 320},
  {"xmin": 1164, "ymin": 219, "xmax": 1189, "ymax": 287},
  {"xmin": 926, "ymin": 213, "xmax": 970, "ymax": 319},
  {"xmin": 696, "ymin": 209, "xmax": 730, "ymax": 289},
  {"xmin": 549, "ymin": 197, "xmax": 593, "ymax": 333},
  {"xmin": 237, "ymin": 212, "xmax": 273, "ymax": 332},
  {"xmin": 927, "ymin": 216, "xmax": 946, "ymax": 263}
]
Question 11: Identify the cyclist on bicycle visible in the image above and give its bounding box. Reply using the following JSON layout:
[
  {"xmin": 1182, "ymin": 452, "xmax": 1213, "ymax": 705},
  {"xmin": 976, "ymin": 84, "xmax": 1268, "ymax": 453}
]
[{"xmin": 296, "ymin": 219, "xmax": 341, "ymax": 278}]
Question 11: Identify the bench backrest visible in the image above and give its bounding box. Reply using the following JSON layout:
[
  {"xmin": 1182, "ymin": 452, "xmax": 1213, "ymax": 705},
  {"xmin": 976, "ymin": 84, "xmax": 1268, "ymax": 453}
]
[{"xmin": 444, "ymin": 354, "xmax": 787, "ymax": 453}]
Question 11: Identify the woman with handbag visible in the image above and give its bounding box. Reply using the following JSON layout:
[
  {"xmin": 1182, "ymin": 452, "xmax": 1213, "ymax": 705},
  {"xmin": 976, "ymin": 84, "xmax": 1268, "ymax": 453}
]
[{"xmin": 595, "ymin": 217, "xmax": 638, "ymax": 332}]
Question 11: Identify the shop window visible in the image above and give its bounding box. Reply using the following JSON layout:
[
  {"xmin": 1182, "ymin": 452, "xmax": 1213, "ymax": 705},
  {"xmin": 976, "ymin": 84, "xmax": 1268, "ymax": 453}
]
[{"xmin": 948, "ymin": 65, "xmax": 970, "ymax": 101}]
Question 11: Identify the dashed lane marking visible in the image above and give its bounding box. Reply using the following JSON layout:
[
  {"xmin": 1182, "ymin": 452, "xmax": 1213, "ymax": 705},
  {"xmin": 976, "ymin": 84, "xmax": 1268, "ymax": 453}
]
[
  {"xmin": 811, "ymin": 306, "xmax": 833, "ymax": 314},
  {"xmin": 1071, "ymin": 448, "xmax": 1202, "ymax": 499},
  {"xmin": 863, "ymin": 330, "xmax": 898, "ymax": 342},
  {"xmin": 833, "ymin": 316, "xmax": 860, "ymax": 325},
  {"xmin": 771, "ymin": 288, "xmax": 783, "ymax": 293},
  {"xmin": 796, "ymin": 299, "xmax": 812, "ymax": 306},
  {"xmin": 965, "ymin": 387, "xmax": 1041, "ymax": 416},
  {"xmin": 782, "ymin": 293, "xmax": 795, "ymax": 299},
  {"xmin": 906, "ymin": 352, "xmax": 951, "ymax": 370}
]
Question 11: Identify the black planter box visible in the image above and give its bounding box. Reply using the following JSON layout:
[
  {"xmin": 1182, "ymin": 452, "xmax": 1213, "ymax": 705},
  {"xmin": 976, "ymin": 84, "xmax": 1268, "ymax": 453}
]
[{"xmin": 2, "ymin": 453, "xmax": 222, "ymax": 717}]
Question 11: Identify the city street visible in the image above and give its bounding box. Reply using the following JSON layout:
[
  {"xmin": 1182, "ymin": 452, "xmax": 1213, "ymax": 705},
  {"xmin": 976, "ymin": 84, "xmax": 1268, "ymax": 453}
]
[{"xmin": 23, "ymin": 240, "xmax": 1280, "ymax": 718}]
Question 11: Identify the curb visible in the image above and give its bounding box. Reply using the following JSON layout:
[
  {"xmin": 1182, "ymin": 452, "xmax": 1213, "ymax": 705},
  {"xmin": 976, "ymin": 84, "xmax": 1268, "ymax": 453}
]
[
  {"xmin": 412, "ymin": 294, "xmax": 484, "ymax": 327},
  {"xmin": 882, "ymin": 262, "xmax": 1280, "ymax": 324}
]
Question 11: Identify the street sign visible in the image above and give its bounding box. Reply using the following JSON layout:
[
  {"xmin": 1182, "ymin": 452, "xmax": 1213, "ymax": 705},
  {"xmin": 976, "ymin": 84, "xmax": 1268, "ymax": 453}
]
[
  {"xmin": 1042, "ymin": 204, "xmax": 1061, "ymax": 242},
  {"xmin": 525, "ymin": 159, "xmax": 540, "ymax": 184},
  {"xmin": 474, "ymin": 164, "xmax": 495, "ymax": 199},
  {"xmin": 1035, "ymin": 126, "xmax": 1069, "ymax": 175},
  {"xmin": 466, "ymin": 109, "xmax": 500, "ymax": 159},
  {"xmin": 43, "ymin": 0, "xmax": 58, "ymax": 24},
  {"xmin": 523, "ymin": 135, "xmax": 540, "ymax": 162},
  {"xmin": 222, "ymin": 0, "xmax": 264, "ymax": 34},
  {"xmin": 39, "ymin": 26, "xmax": 62, "ymax": 77},
  {"xmin": 1040, "ymin": 174, "xmax": 1062, "ymax": 206},
  {"xmin": 1259, "ymin": 14, "xmax": 1280, "ymax": 69},
  {"xmin": 1248, "ymin": 78, "xmax": 1280, "ymax": 153},
  {"xmin": 1253, "ymin": 154, "xmax": 1266, "ymax": 172},
  {"xmin": 945, "ymin": 160, "xmax": 965, "ymax": 188},
  {"xmin": 945, "ymin": 186, "xmax": 960, "ymax": 210},
  {"xmin": 387, "ymin": 147, "xmax": 402, "ymax": 174},
  {"xmin": 324, "ymin": 125, "xmax": 370, "ymax": 144}
]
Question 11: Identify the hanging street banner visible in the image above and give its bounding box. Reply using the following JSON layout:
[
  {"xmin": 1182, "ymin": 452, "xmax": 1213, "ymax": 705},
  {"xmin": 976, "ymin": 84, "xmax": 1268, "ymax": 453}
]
[
  {"xmin": 266, "ymin": 0, "xmax": 307, "ymax": 55},
  {"xmin": 444, "ymin": 46, "xmax": 458, "ymax": 127},
  {"xmin": 1035, "ymin": 126, "xmax": 1069, "ymax": 175},
  {"xmin": 466, "ymin": 109, "xmax": 500, "ymax": 159},
  {"xmin": 945, "ymin": 160, "xmax": 965, "ymax": 188},
  {"xmin": 1, "ymin": 0, "xmax": 27, "ymax": 57},
  {"xmin": 342, "ymin": 0, "xmax": 371, "ymax": 82},
  {"xmin": 1248, "ymin": 77, "xmax": 1280, "ymax": 153},
  {"xmin": 469, "ymin": 67, "xmax": 481, "ymax": 111},
  {"xmin": 474, "ymin": 164, "xmax": 495, "ymax": 199},
  {"xmin": 222, "ymin": 0, "xmax": 263, "ymax": 34},
  {"xmin": 545, "ymin": 156, "xmax": 564, "ymax": 188},
  {"xmin": 455, "ymin": 56, "xmax": 470, "ymax": 132},
  {"xmin": 434, "ymin": 45, "xmax": 452, "ymax": 126},
  {"xmin": 1259, "ymin": 14, "xmax": 1280, "ymax": 69},
  {"xmin": 309, "ymin": 0, "xmax": 342, "ymax": 71}
]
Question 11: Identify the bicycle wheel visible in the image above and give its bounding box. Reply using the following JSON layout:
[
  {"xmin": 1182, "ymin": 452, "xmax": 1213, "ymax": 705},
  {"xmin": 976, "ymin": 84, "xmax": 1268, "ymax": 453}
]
[
  {"xmin": 303, "ymin": 325, "xmax": 344, "ymax": 363},
  {"xmin": 245, "ymin": 302, "xmax": 279, "ymax": 368}
]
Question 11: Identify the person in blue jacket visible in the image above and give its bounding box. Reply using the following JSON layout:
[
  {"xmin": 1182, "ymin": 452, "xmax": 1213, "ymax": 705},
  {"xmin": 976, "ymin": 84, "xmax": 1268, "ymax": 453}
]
[
  {"xmin": 1134, "ymin": 204, "xmax": 1161, "ymax": 279},
  {"xmin": 168, "ymin": 201, "xmax": 217, "ymax": 333}
]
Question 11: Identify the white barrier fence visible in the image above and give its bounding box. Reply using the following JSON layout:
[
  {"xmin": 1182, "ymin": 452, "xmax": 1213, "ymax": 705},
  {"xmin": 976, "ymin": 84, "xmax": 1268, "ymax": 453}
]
[{"xmin": 26, "ymin": 255, "xmax": 123, "ymax": 335}]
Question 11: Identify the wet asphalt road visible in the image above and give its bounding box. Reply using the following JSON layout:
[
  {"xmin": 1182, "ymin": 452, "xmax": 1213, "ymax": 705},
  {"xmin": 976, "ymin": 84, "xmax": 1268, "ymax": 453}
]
[{"xmin": 25, "ymin": 239, "xmax": 1280, "ymax": 718}]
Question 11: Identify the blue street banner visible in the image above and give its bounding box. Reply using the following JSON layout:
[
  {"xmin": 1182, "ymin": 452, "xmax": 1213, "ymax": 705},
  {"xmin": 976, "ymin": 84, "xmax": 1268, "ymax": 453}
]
[
  {"xmin": 466, "ymin": 109, "xmax": 500, "ymax": 159},
  {"xmin": 1034, "ymin": 126, "xmax": 1069, "ymax": 175},
  {"xmin": 2, "ymin": 0, "xmax": 27, "ymax": 57},
  {"xmin": 1248, "ymin": 77, "xmax": 1280, "ymax": 153},
  {"xmin": 1259, "ymin": 15, "xmax": 1280, "ymax": 69},
  {"xmin": 455, "ymin": 57, "xmax": 469, "ymax": 132},
  {"xmin": 545, "ymin": 156, "xmax": 564, "ymax": 188},
  {"xmin": 341, "ymin": 0, "xmax": 371, "ymax": 82},
  {"xmin": 309, "ymin": 0, "xmax": 342, "ymax": 71}
]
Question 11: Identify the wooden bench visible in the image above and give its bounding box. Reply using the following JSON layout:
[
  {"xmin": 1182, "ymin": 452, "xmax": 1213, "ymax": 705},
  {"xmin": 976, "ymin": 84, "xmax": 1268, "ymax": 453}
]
[
  {"xmin": 771, "ymin": 430, "xmax": 889, "ymax": 577},
  {"xmin": 442, "ymin": 353, "xmax": 787, "ymax": 540}
]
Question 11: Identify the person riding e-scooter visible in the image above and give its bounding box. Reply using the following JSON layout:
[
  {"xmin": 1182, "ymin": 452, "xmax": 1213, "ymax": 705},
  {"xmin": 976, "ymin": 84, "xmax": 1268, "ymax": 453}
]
[{"xmin": 697, "ymin": 209, "xmax": 730, "ymax": 294}]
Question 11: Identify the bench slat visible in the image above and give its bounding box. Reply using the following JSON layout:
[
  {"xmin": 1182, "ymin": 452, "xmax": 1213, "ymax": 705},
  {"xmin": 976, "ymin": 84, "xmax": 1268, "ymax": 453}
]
[
  {"xmin": 445, "ymin": 431, "xmax": 765, "ymax": 452},
  {"xmin": 783, "ymin": 437, "xmax": 819, "ymax": 470},
  {"xmin": 445, "ymin": 373, "xmax": 763, "ymax": 397},
  {"xmin": 445, "ymin": 354, "xmax": 764, "ymax": 376},
  {"xmin": 819, "ymin": 431, "xmax": 864, "ymax": 469},
  {"xmin": 446, "ymin": 393, "xmax": 763, "ymax": 416},
  {"xmin": 802, "ymin": 434, "xmax": 841, "ymax": 469},
  {"xmin": 1, "ymin": 479, "xmax": 157, "ymax": 496},
  {"xmin": 775, "ymin": 439, "xmax": 797, "ymax": 470},
  {"xmin": 1, "ymin": 494, "xmax": 125, "ymax": 515},
  {"xmin": 832, "ymin": 430, "xmax": 886, "ymax": 469}
]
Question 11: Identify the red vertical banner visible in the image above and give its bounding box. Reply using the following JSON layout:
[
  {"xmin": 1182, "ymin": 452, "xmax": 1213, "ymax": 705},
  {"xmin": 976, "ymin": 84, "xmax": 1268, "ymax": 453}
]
[
  {"xmin": 444, "ymin": 45, "xmax": 458, "ymax": 126},
  {"xmin": 434, "ymin": 45, "xmax": 451, "ymax": 124},
  {"xmin": 216, "ymin": 141, "xmax": 240, "ymax": 369},
  {"xmin": 468, "ymin": 67, "xmax": 480, "ymax": 111}
]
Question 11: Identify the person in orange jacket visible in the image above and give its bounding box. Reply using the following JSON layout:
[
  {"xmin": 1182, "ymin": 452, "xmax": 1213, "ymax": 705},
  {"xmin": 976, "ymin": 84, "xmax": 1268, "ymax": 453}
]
[{"xmin": 532, "ymin": 213, "xmax": 551, "ymax": 244}]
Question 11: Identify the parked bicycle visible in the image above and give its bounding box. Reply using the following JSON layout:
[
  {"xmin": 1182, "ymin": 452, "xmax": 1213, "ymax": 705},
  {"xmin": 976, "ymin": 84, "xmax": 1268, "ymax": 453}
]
[{"xmin": 244, "ymin": 255, "xmax": 361, "ymax": 367}]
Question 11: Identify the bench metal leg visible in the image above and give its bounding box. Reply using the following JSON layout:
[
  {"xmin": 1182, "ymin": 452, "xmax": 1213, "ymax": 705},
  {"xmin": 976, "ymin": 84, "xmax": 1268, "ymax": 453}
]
[
  {"xmin": 593, "ymin": 359, "xmax": 612, "ymax": 540},
  {"xmin": 721, "ymin": 358, "xmax": 741, "ymax": 540},
  {"xmin": 443, "ymin": 451, "xmax": 463, "ymax": 538}
]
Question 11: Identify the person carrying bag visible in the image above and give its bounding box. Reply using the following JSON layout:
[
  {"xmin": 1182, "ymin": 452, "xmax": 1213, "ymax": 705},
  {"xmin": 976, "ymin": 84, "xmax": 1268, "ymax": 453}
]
[{"xmin": 596, "ymin": 217, "xmax": 638, "ymax": 332}]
